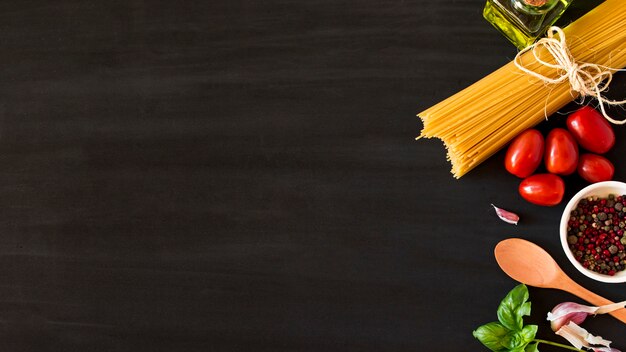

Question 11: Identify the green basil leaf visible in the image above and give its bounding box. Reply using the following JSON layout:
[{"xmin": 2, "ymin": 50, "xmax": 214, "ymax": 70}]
[
  {"xmin": 501, "ymin": 326, "xmax": 536, "ymax": 351},
  {"xmin": 509, "ymin": 348, "xmax": 527, "ymax": 352},
  {"xmin": 501, "ymin": 330, "xmax": 526, "ymax": 350},
  {"xmin": 517, "ymin": 301, "xmax": 531, "ymax": 318},
  {"xmin": 520, "ymin": 324, "xmax": 538, "ymax": 343},
  {"xmin": 497, "ymin": 284, "xmax": 530, "ymax": 331},
  {"xmin": 473, "ymin": 322, "xmax": 509, "ymax": 351},
  {"xmin": 525, "ymin": 342, "xmax": 539, "ymax": 352}
]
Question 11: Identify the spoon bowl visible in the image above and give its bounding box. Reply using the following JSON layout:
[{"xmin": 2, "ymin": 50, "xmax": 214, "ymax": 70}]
[
  {"xmin": 495, "ymin": 238, "xmax": 626, "ymax": 324},
  {"xmin": 495, "ymin": 238, "xmax": 562, "ymax": 288}
]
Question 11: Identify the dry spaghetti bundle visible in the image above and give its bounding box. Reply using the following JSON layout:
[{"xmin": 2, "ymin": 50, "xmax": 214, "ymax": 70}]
[{"xmin": 417, "ymin": 0, "xmax": 626, "ymax": 178}]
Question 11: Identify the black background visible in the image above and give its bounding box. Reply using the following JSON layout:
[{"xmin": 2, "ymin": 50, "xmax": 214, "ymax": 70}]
[{"xmin": 1, "ymin": 0, "xmax": 625, "ymax": 351}]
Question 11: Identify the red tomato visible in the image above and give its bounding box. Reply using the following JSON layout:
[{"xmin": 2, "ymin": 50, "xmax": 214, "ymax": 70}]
[
  {"xmin": 545, "ymin": 128, "xmax": 578, "ymax": 175},
  {"xmin": 504, "ymin": 129, "xmax": 544, "ymax": 178},
  {"xmin": 577, "ymin": 153, "xmax": 614, "ymax": 183},
  {"xmin": 566, "ymin": 106, "xmax": 615, "ymax": 154},
  {"xmin": 519, "ymin": 174, "xmax": 565, "ymax": 206}
]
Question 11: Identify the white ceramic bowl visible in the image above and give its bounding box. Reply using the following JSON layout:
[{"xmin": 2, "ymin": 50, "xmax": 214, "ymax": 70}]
[{"xmin": 560, "ymin": 181, "xmax": 626, "ymax": 283}]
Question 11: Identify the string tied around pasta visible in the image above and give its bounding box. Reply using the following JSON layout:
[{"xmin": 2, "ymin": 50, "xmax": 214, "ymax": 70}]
[{"xmin": 514, "ymin": 26, "xmax": 626, "ymax": 125}]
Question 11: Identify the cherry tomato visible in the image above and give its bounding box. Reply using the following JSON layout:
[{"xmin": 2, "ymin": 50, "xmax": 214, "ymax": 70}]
[
  {"xmin": 566, "ymin": 106, "xmax": 615, "ymax": 154},
  {"xmin": 504, "ymin": 129, "xmax": 544, "ymax": 178},
  {"xmin": 545, "ymin": 128, "xmax": 578, "ymax": 175},
  {"xmin": 519, "ymin": 174, "xmax": 565, "ymax": 206},
  {"xmin": 577, "ymin": 153, "xmax": 614, "ymax": 183}
]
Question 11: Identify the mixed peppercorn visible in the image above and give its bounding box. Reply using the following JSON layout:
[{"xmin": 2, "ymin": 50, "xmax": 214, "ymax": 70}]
[{"xmin": 567, "ymin": 194, "xmax": 626, "ymax": 276}]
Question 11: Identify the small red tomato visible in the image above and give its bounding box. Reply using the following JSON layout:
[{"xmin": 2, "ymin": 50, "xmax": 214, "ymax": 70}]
[
  {"xmin": 577, "ymin": 153, "xmax": 614, "ymax": 183},
  {"xmin": 545, "ymin": 128, "xmax": 578, "ymax": 175},
  {"xmin": 504, "ymin": 129, "xmax": 544, "ymax": 178},
  {"xmin": 519, "ymin": 174, "xmax": 565, "ymax": 206},
  {"xmin": 566, "ymin": 106, "xmax": 615, "ymax": 154}
]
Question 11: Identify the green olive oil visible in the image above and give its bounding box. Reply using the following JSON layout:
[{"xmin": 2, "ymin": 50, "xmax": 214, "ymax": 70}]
[{"xmin": 483, "ymin": 0, "xmax": 574, "ymax": 49}]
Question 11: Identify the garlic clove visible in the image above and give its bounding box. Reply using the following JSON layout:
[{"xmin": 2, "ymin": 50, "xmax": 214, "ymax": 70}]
[
  {"xmin": 547, "ymin": 301, "xmax": 626, "ymax": 331},
  {"xmin": 491, "ymin": 204, "xmax": 519, "ymax": 225},
  {"xmin": 555, "ymin": 322, "xmax": 614, "ymax": 350}
]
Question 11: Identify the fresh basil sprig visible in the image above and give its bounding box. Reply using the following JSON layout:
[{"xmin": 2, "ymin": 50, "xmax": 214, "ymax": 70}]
[
  {"xmin": 473, "ymin": 284, "xmax": 538, "ymax": 351},
  {"xmin": 473, "ymin": 284, "xmax": 580, "ymax": 352}
]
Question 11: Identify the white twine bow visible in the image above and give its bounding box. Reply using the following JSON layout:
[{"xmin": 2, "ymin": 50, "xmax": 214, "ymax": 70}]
[{"xmin": 514, "ymin": 26, "xmax": 626, "ymax": 124}]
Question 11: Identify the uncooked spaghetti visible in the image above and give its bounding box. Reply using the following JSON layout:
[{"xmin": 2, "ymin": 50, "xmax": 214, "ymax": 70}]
[{"xmin": 417, "ymin": 0, "xmax": 626, "ymax": 178}]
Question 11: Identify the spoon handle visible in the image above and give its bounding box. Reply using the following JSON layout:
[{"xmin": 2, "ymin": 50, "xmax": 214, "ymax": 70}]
[{"xmin": 565, "ymin": 280, "xmax": 626, "ymax": 324}]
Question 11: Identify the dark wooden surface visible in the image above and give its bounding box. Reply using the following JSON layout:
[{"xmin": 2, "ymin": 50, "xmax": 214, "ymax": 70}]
[{"xmin": 1, "ymin": 0, "xmax": 625, "ymax": 351}]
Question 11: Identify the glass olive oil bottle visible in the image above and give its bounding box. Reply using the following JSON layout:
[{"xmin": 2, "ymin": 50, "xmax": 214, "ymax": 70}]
[{"xmin": 483, "ymin": 0, "xmax": 574, "ymax": 49}]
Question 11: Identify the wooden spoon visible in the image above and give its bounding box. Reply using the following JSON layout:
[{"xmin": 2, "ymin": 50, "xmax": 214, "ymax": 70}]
[{"xmin": 495, "ymin": 238, "xmax": 626, "ymax": 324}]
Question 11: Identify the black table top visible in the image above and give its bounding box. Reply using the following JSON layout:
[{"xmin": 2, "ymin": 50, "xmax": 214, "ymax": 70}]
[{"xmin": 1, "ymin": 0, "xmax": 625, "ymax": 351}]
